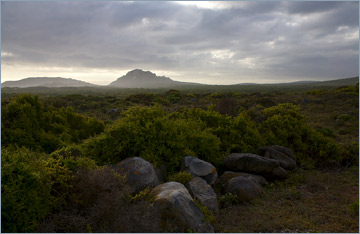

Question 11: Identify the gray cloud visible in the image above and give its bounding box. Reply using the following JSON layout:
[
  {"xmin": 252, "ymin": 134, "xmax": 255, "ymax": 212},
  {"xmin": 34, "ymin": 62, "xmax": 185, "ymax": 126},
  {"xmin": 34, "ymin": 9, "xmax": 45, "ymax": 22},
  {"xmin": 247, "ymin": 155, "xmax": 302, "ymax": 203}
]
[{"xmin": 1, "ymin": 1, "xmax": 358, "ymax": 84}]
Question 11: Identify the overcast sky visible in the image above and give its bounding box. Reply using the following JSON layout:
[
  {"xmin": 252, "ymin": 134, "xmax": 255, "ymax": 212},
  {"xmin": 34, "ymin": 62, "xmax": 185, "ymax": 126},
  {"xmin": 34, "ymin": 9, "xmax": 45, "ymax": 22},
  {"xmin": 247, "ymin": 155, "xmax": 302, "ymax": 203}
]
[{"xmin": 1, "ymin": 1, "xmax": 359, "ymax": 85}]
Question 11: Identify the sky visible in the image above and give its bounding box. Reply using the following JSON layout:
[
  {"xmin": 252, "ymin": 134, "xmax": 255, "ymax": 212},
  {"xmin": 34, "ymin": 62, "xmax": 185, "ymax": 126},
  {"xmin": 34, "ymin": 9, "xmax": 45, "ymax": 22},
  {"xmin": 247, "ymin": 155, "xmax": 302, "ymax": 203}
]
[{"xmin": 1, "ymin": 1, "xmax": 359, "ymax": 85}]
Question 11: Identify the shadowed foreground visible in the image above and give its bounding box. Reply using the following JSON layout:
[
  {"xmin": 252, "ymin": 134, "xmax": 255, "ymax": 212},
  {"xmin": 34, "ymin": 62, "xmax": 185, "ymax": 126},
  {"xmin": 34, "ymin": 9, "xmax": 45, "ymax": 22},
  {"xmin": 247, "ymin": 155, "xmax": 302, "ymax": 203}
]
[{"xmin": 217, "ymin": 168, "xmax": 359, "ymax": 233}]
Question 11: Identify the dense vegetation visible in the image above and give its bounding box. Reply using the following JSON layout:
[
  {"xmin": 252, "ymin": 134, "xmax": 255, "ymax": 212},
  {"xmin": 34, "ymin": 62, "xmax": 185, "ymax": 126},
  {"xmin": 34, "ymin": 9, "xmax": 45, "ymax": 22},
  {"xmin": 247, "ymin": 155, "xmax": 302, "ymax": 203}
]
[
  {"xmin": 1, "ymin": 82, "xmax": 358, "ymax": 232},
  {"xmin": 2, "ymin": 94, "xmax": 104, "ymax": 153}
]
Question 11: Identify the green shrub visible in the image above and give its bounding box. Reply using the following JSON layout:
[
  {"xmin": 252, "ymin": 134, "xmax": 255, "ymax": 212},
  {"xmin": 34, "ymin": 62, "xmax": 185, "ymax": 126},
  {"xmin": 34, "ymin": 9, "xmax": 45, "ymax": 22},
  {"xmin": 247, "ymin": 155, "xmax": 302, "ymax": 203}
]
[
  {"xmin": 178, "ymin": 108, "xmax": 265, "ymax": 155},
  {"xmin": 306, "ymin": 89, "xmax": 324, "ymax": 95},
  {"xmin": 168, "ymin": 171, "xmax": 193, "ymax": 184},
  {"xmin": 1, "ymin": 147, "xmax": 72, "ymax": 232},
  {"xmin": 338, "ymin": 142, "xmax": 359, "ymax": 167},
  {"xmin": 316, "ymin": 127, "xmax": 336, "ymax": 138},
  {"xmin": 165, "ymin": 90, "xmax": 182, "ymax": 103},
  {"xmin": 131, "ymin": 188, "xmax": 155, "ymax": 202},
  {"xmin": 260, "ymin": 103, "xmax": 341, "ymax": 167},
  {"xmin": 194, "ymin": 199, "xmax": 217, "ymax": 224},
  {"xmin": 218, "ymin": 193, "xmax": 240, "ymax": 207},
  {"xmin": 82, "ymin": 105, "xmax": 222, "ymax": 173},
  {"xmin": 2, "ymin": 94, "xmax": 105, "ymax": 153}
]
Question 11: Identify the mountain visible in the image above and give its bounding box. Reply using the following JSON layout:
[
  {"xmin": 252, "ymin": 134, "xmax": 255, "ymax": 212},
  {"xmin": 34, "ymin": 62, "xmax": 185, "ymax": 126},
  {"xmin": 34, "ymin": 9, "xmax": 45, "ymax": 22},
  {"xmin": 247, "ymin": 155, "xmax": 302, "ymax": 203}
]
[
  {"xmin": 1, "ymin": 77, "xmax": 97, "ymax": 88},
  {"xmin": 109, "ymin": 69, "xmax": 201, "ymax": 88}
]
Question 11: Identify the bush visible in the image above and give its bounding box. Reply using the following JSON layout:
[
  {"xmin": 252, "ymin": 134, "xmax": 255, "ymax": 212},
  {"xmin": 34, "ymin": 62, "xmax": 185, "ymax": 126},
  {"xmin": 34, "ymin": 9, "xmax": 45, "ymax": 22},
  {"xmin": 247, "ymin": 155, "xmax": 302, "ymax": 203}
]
[
  {"xmin": 338, "ymin": 142, "xmax": 359, "ymax": 167},
  {"xmin": 215, "ymin": 97, "xmax": 237, "ymax": 116},
  {"xmin": 82, "ymin": 105, "xmax": 222, "ymax": 173},
  {"xmin": 168, "ymin": 171, "xmax": 193, "ymax": 184},
  {"xmin": 316, "ymin": 127, "xmax": 336, "ymax": 138},
  {"xmin": 1, "ymin": 147, "xmax": 72, "ymax": 232},
  {"xmin": 178, "ymin": 108, "xmax": 265, "ymax": 155},
  {"xmin": 2, "ymin": 94, "xmax": 105, "ymax": 153},
  {"xmin": 38, "ymin": 166, "xmax": 165, "ymax": 233},
  {"xmin": 260, "ymin": 103, "xmax": 341, "ymax": 167}
]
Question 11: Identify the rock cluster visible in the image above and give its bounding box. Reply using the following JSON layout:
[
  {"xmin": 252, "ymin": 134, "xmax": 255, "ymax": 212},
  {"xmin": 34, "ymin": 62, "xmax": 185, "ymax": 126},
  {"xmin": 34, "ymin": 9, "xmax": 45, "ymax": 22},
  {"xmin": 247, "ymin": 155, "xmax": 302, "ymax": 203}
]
[{"xmin": 113, "ymin": 145, "xmax": 296, "ymax": 232}]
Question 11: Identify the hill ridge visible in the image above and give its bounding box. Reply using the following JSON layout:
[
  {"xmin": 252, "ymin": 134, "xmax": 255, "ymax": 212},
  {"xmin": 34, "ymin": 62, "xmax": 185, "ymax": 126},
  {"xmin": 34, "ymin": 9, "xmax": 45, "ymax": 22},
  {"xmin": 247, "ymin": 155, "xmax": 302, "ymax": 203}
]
[{"xmin": 2, "ymin": 77, "xmax": 97, "ymax": 88}]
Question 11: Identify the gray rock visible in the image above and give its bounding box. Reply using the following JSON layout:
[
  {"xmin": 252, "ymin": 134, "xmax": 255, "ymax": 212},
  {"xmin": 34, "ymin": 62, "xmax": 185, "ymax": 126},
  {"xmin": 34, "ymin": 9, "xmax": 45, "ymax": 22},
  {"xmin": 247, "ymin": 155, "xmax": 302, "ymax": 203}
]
[
  {"xmin": 272, "ymin": 167, "xmax": 288, "ymax": 178},
  {"xmin": 113, "ymin": 157, "xmax": 160, "ymax": 193},
  {"xmin": 258, "ymin": 146, "xmax": 296, "ymax": 170},
  {"xmin": 218, "ymin": 171, "xmax": 267, "ymax": 187},
  {"xmin": 185, "ymin": 177, "xmax": 219, "ymax": 215},
  {"xmin": 181, "ymin": 156, "xmax": 218, "ymax": 185},
  {"xmin": 151, "ymin": 182, "xmax": 214, "ymax": 233},
  {"xmin": 225, "ymin": 176, "xmax": 263, "ymax": 202},
  {"xmin": 222, "ymin": 153, "xmax": 287, "ymax": 179}
]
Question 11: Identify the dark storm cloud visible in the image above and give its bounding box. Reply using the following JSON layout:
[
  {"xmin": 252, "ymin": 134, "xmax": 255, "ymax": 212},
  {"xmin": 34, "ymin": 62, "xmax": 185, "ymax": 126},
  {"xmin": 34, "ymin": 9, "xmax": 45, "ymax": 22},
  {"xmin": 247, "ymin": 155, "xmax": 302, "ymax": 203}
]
[
  {"xmin": 1, "ymin": 1, "xmax": 358, "ymax": 84},
  {"xmin": 286, "ymin": 1, "xmax": 344, "ymax": 14}
]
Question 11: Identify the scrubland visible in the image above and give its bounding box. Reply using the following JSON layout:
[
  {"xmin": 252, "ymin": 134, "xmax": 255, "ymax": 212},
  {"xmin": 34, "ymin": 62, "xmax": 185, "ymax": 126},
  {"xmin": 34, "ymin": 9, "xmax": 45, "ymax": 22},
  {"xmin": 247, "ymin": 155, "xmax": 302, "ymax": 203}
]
[{"xmin": 1, "ymin": 83, "xmax": 358, "ymax": 232}]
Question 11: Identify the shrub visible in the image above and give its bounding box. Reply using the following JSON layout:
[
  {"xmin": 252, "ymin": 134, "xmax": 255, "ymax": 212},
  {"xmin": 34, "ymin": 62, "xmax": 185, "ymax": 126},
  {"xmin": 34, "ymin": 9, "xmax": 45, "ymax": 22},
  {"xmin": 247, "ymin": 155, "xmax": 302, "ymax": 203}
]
[
  {"xmin": 306, "ymin": 89, "xmax": 324, "ymax": 95},
  {"xmin": 82, "ymin": 105, "xmax": 222, "ymax": 173},
  {"xmin": 1, "ymin": 147, "xmax": 72, "ymax": 233},
  {"xmin": 194, "ymin": 199, "xmax": 217, "ymax": 224},
  {"xmin": 38, "ymin": 166, "xmax": 164, "ymax": 233},
  {"xmin": 316, "ymin": 127, "xmax": 336, "ymax": 138},
  {"xmin": 215, "ymin": 97, "xmax": 237, "ymax": 116},
  {"xmin": 168, "ymin": 171, "xmax": 193, "ymax": 184},
  {"xmin": 131, "ymin": 187, "xmax": 155, "ymax": 202},
  {"xmin": 260, "ymin": 103, "xmax": 341, "ymax": 167},
  {"xmin": 338, "ymin": 142, "xmax": 359, "ymax": 167},
  {"xmin": 178, "ymin": 108, "xmax": 265, "ymax": 155},
  {"xmin": 2, "ymin": 94, "xmax": 105, "ymax": 153}
]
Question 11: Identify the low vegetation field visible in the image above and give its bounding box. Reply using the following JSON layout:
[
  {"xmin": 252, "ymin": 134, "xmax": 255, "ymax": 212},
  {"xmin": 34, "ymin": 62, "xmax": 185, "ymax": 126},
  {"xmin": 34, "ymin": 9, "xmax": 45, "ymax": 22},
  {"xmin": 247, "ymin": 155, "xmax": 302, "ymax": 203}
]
[{"xmin": 1, "ymin": 81, "xmax": 359, "ymax": 233}]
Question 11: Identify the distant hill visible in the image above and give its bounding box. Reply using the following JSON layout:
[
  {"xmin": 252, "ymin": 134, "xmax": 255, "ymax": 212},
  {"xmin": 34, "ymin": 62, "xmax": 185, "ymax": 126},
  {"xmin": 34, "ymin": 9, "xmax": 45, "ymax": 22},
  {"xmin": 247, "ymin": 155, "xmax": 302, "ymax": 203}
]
[
  {"xmin": 2, "ymin": 72, "xmax": 357, "ymax": 90},
  {"xmin": 1, "ymin": 77, "xmax": 97, "ymax": 88},
  {"xmin": 315, "ymin": 77, "xmax": 358, "ymax": 86},
  {"xmin": 109, "ymin": 69, "xmax": 201, "ymax": 88}
]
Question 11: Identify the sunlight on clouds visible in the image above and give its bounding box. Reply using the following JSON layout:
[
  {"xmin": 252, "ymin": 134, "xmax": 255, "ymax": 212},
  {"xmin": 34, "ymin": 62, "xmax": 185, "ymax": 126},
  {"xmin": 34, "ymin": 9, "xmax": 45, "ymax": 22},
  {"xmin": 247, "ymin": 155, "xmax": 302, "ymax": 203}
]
[
  {"xmin": 211, "ymin": 50, "xmax": 234, "ymax": 60},
  {"xmin": 142, "ymin": 18, "xmax": 150, "ymax": 26},
  {"xmin": 175, "ymin": 1, "xmax": 218, "ymax": 9},
  {"xmin": 174, "ymin": 1, "xmax": 238, "ymax": 10},
  {"xmin": 284, "ymin": 15, "xmax": 311, "ymax": 27},
  {"xmin": 1, "ymin": 51, "xmax": 14, "ymax": 57},
  {"xmin": 175, "ymin": 1, "xmax": 249, "ymax": 10},
  {"xmin": 238, "ymin": 57, "xmax": 259, "ymax": 69}
]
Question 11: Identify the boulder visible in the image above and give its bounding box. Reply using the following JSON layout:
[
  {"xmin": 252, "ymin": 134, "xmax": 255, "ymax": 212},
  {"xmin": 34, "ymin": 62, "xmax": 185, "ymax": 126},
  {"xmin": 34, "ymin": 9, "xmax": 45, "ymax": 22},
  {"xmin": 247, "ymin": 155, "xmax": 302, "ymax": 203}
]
[
  {"xmin": 151, "ymin": 182, "xmax": 214, "ymax": 233},
  {"xmin": 218, "ymin": 171, "xmax": 267, "ymax": 187},
  {"xmin": 271, "ymin": 145, "xmax": 295, "ymax": 159},
  {"xmin": 113, "ymin": 157, "xmax": 160, "ymax": 193},
  {"xmin": 225, "ymin": 176, "xmax": 263, "ymax": 202},
  {"xmin": 181, "ymin": 156, "xmax": 218, "ymax": 185},
  {"xmin": 257, "ymin": 146, "xmax": 296, "ymax": 170},
  {"xmin": 185, "ymin": 177, "xmax": 219, "ymax": 215},
  {"xmin": 222, "ymin": 153, "xmax": 287, "ymax": 179}
]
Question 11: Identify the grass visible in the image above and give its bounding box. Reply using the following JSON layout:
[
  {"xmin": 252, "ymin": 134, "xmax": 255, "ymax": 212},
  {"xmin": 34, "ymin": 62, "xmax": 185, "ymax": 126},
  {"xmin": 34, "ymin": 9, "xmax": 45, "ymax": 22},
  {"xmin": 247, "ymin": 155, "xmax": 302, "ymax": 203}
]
[{"xmin": 216, "ymin": 167, "xmax": 359, "ymax": 233}]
